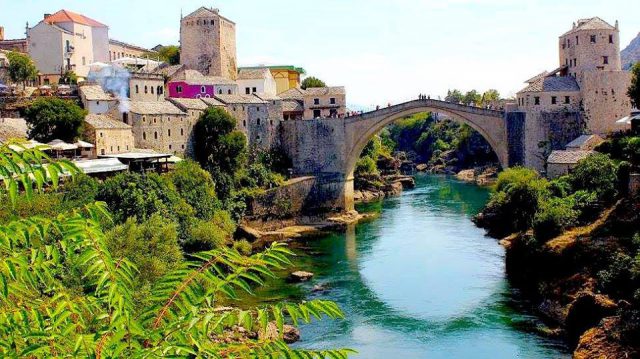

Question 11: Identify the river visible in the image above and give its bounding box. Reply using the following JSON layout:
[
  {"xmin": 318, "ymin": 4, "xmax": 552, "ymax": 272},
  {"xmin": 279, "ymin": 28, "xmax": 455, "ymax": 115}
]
[{"xmin": 253, "ymin": 174, "xmax": 570, "ymax": 358}]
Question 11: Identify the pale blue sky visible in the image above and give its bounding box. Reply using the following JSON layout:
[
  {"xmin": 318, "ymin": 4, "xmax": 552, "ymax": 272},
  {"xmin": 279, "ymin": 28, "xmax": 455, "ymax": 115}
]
[{"xmin": 1, "ymin": 0, "xmax": 639, "ymax": 107}]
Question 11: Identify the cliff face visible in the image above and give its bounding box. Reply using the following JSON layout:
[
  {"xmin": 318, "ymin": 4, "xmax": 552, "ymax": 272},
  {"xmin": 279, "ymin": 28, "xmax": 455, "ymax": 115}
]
[{"xmin": 622, "ymin": 32, "xmax": 640, "ymax": 70}]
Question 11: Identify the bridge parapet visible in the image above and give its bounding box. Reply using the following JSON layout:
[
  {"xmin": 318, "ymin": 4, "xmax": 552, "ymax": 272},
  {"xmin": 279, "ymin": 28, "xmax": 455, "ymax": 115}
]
[{"xmin": 347, "ymin": 99, "xmax": 504, "ymax": 123}]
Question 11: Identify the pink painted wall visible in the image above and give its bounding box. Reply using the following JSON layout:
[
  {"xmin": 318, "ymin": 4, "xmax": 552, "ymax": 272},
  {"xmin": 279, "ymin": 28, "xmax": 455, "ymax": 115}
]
[{"xmin": 168, "ymin": 81, "xmax": 216, "ymax": 98}]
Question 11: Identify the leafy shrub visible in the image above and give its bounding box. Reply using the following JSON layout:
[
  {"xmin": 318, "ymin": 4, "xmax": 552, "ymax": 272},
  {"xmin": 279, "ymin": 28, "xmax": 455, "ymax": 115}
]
[
  {"xmin": 167, "ymin": 160, "xmax": 219, "ymax": 220},
  {"xmin": 183, "ymin": 210, "xmax": 236, "ymax": 252},
  {"xmin": 97, "ymin": 172, "xmax": 181, "ymax": 223},
  {"xmin": 548, "ymin": 175, "xmax": 572, "ymax": 198},
  {"xmin": 63, "ymin": 173, "xmax": 99, "ymax": 205},
  {"xmin": 627, "ymin": 137, "xmax": 640, "ymax": 168},
  {"xmin": 233, "ymin": 239, "xmax": 253, "ymax": 256},
  {"xmin": 569, "ymin": 153, "xmax": 618, "ymax": 201},
  {"xmin": 533, "ymin": 196, "xmax": 579, "ymax": 242},
  {"xmin": 598, "ymin": 252, "xmax": 636, "ymax": 297},
  {"xmin": 570, "ymin": 190, "xmax": 600, "ymax": 223}
]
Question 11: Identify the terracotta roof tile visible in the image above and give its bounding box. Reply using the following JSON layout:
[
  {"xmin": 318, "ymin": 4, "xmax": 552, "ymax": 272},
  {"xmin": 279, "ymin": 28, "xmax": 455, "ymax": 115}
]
[{"xmin": 44, "ymin": 9, "xmax": 107, "ymax": 28}]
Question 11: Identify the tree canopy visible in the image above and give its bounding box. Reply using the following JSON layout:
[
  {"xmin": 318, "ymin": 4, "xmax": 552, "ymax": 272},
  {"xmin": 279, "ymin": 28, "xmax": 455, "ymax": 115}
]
[
  {"xmin": 628, "ymin": 62, "xmax": 640, "ymax": 109},
  {"xmin": 301, "ymin": 76, "xmax": 326, "ymax": 89},
  {"xmin": 24, "ymin": 97, "xmax": 86, "ymax": 142},
  {"xmin": 445, "ymin": 89, "xmax": 464, "ymax": 103},
  {"xmin": 6, "ymin": 51, "xmax": 37, "ymax": 86},
  {"xmin": 155, "ymin": 45, "xmax": 181, "ymax": 65}
]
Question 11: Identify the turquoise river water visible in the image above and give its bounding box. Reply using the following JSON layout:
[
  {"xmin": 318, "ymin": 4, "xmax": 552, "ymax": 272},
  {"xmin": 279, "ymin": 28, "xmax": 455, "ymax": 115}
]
[{"xmin": 252, "ymin": 174, "xmax": 571, "ymax": 358}]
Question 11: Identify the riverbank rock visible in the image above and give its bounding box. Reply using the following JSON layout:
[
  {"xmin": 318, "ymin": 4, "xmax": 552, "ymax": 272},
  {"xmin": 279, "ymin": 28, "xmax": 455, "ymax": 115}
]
[
  {"xmin": 456, "ymin": 169, "xmax": 476, "ymax": 182},
  {"xmin": 258, "ymin": 323, "xmax": 301, "ymax": 344},
  {"xmin": 574, "ymin": 317, "xmax": 639, "ymax": 359},
  {"xmin": 289, "ymin": 271, "xmax": 314, "ymax": 282},
  {"xmin": 384, "ymin": 181, "xmax": 404, "ymax": 197},
  {"xmin": 566, "ymin": 292, "xmax": 618, "ymax": 341},
  {"xmin": 235, "ymin": 225, "xmax": 262, "ymax": 242},
  {"xmin": 385, "ymin": 175, "xmax": 416, "ymax": 189},
  {"xmin": 312, "ymin": 283, "xmax": 329, "ymax": 293},
  {"xmin": 354, "ymin": 190, "xmax": 385, "ymax": 203},
  {"xmin": 416, "ymin": 163, "xmax": 429, "ymax": 172}
]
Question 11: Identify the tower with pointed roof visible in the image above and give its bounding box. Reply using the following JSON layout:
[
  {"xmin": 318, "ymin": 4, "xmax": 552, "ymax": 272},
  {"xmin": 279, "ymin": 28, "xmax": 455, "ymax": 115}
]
[{"xmin": 179, "ymin": 7, "xmax": 237, "ymax": 80}]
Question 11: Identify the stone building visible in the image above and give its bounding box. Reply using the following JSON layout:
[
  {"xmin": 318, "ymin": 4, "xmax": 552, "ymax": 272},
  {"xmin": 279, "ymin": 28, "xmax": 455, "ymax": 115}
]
[
  {"xmin": 237, "ymin": 68, "xmax": 277, "ymax": 96},
  {"xmin": 84, "ymin": 113, "xmax": 134, "ymax": 156},
  {"xmin": 546, "ymin": 150, "xmax": 594, "ymax": 178},
  {"xmin": 167, "ymin": 68, "xmax": 237, "ymax": 98},
  {"xmin": 129, "ymin": 72, "xmax": 165, "ymax": 102},
  {"xmin": 108, "ymin": 39, "xmax": 153, "ymax": 61},
  {"xmin": 116, "ymin": 101, "xmax": 188, "ymax": 155},
  {"xmin": 27, "ymin": 10, "xmax": 109, "ymax": 84},
  {"xmin": 302, "ymin": 87, "xmax": 347, "ymax": 119},
  {"xmin": 79, "ymin": 84, "xmax": 117, "ymax": 114},
  {"xmin": 214, "ymin": 94, "xmax": 279, "ymax": 149},
  {"xmin": 0, "ymin": 26, "xmax": 28, "ymax": 53},
  {"xmin": 180, "ymin": 7, "xmax": 237, "ymax": 80},
  {"xmin": 238, "ymin": 65, "xmax": 306, "ymax": 94},
  {"xmin": 167, "ymin": 97, "xmax": 210, "ymax": 156},
  {"xmin": 513, "ymin": 18, "xmax": 633, "ymax": 170}
]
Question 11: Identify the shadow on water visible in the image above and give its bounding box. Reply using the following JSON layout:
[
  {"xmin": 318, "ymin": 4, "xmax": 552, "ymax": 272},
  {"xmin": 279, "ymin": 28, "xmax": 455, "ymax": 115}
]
[{"xmin": 249, "ymin": 174, "xmax": 571, "ymax": 358}]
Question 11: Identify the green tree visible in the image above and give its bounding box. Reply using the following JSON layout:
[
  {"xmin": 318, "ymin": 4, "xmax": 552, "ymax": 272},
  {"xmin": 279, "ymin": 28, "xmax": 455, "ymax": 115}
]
[
  {"xmin": 445, "ymin": 89, "xmax": 463, "ymax": 103},
  {"xmin": 568, "ymin": 153, "xmax": 618, "ymax": 201},
  {"xmin": 628, "ymin": 62, "xmax": 640, "ymax": 109},
  {"xmin": 155, "ymin": 45, "xmax": 180, "ymax": 65},
  {"xmin": 24, "ymin": 97, "xmax": 86, "ymax": 142},
  {"xmin": 301, "ymin": 76, "xmax": 326, "ymax": 89},
  {"xmin": 58, "ymin": 70, "xmax": 78, "ymax": 85},
  {"xmin": 6, "ymin": 51, "xmax": 37, "ymax": 87},
  {"xmin": 463, "ymin": 90, "xmax": 482, "ymax": 106},
  {"xmin": 166, "ymin": 160, "xmax": 219, "ymax": 220},
  {"xmin": 481, "ymin": 89, "xmax": 501, "ymax": 107},
  {"xmin": 97, "ymin": 171, "xmax": 182, "ymax": 223},
  {"xmin": 193, "ymin": 107, "xmax": 248, "ymax": 198}
]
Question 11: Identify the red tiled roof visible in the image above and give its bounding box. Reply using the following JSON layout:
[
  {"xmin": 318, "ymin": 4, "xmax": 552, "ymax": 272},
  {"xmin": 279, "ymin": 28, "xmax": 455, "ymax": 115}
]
[{"xmin": 44, "ymin": 9, "xmax": 107, "ymax": 28}]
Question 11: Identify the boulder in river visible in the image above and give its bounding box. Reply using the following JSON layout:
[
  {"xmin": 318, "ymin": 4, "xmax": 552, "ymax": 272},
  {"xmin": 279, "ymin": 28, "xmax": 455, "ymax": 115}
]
[
  {"xmin": 259, "ymin": 323, "xmax": 301, "ymax": 344},
  {"xmin": 289, "ymin": 271, "xmax": 314, "ymax": 282}
]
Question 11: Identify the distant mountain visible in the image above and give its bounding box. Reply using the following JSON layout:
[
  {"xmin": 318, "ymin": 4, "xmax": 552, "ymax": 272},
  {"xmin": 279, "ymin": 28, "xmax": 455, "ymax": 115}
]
[{"xmin": 622, "ymin": 32, "xmax": 640, "ymax": 70}]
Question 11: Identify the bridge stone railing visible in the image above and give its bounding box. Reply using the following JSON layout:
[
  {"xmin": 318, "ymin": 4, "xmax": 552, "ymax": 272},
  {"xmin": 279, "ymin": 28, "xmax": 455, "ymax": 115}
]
[{"xmin": 347, "ymin": 99, "xmax": 505, "ymax": 122}]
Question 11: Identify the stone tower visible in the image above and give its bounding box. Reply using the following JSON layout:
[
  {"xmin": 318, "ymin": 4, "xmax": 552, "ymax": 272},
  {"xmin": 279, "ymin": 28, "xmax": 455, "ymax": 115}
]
[
  {"xmin": 559, "ymin": 17, "xmax": 622, "ymax": 84},
  {"xmin": 179, "ymin": 7, "xmax": 237, "ymax": 80}
]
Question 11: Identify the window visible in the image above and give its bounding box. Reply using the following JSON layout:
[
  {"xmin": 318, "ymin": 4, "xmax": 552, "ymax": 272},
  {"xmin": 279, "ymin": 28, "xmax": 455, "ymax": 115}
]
[
  {"xmin": 245, "ymin": 87, "xmax": 251, "ymax": 94},
  {"xmin": 551, "ymin": 96, "xmax": 557, "ymax": 105},
  {"xmin": 270, "ymin": 120, "xmax": 274, "ymax": 126},
  {"xmin": 228, "ymin": 89, "xmax": 232, "ymax": 94},
  {"xmin": 117, "ymin": 146, "xmax": 120, "ymax": 152},
  {"xmin": 151, "ymin": 87, "xmax": 154, "ymax": 94},
  {"xmin": 534, "ymin": 96, "xmax": 540, "ymax": 105},
  {"xmin": 123, "ymin": 112, "xmax": 128, "ymax": 124},
  {"xmin": 243, "ymin": 120, "xmax": 246, "ymax": 127},
  {"xmin": 330, "ymin": 98, "xmax": 336, "ymax": 104},
  {"xmin": 609, "ymin": 34, "xmax": 614, "ymax": 44},
  {"xmin": 181, "ymin": 128, "xmax": 184, "ymax": 136},
  {"xmin": 201, "ymin": 86, "xmax": 206, "ymax": 93},
  {"xmin": 168, "ymin": 129, "xmax": 171, "ymax": 137},
  {"xmin": 110, "ymin": 146, "xmax": 113, "ymax": 152},
  {"xmin": 99, "ymin": 132, "xmax": 103, "ymax": 138},
  {"xmin": 252, "ymin": 87, "xmax": 257, "ymax": 93},
  {"xmin": 257, "ymin": 118, "xmax": 261, "ymax": 125},
  {"xmin": 158, "ymin": 86, "xmax": 163, "ymax": 95},
  {"xmin": 576, "ymin": 36, "xmax": 579, "ymax": 45},
  {"xmin": 153, "ymin": 118, "xmax": 157, "ymax": 123},
  {"xmin": 82, "ymin": 57, "xmax": 86, "ymax": 66},
  {"xmin": 565, "ymin": 96, "xmax": 571, "ymax": 104},
  {"xmin": 144, "ymin": 86, "xmax": 148, "ymax": 94},
  {"xmin": 590, "ymin": 35, "xmax": 596, "ymax": 43},
  {"xmin": 96, "ymin": 101, "xmax": 100, "ymax": 106},
  {"xmin": 101, "ymin": 149, "xmax": 105, "ymax": 155},
  {"xmin": 313, "ymin": 109, "xmax": 321, "ymax": 118},
  {"xmin": 211, "ymin": 20, "xmax": 214, "ymax": 25},
  {"xmin": 143, "ymin": 132, "xmax": 146, "ymax": 140},
  {"xmin": 177, "ymin": 86, "xmax": 183, "ymax": 93},
  {"xmin": 603, "ymin": 56, "xmax": 609, "ymax": 65},
  {"xmin": 154, "ymin": 132, "xmax": 158, "ymax": 140},
  {"xmin": 218, "ymin": 89, "xmax": 222, "ymax": 94},
  {"xmin": 314, "ymin": 98, "xmax": 320, "ymax": 105},
  {"xmin": 135, "ymin": 85, "xmax": 139, "ymax": 93},
  {"xmin": 169, "ymin": 145, "xmax": 172, "ymax": 150}
]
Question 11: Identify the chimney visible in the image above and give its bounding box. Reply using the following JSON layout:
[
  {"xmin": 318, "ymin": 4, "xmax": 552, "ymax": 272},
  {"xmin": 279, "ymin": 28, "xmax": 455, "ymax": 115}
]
[
  {"xmin": 44, "ymin": 13, "xmax": 51, "ymax": 20},
  {"xmin": 0, "ymin": 26, "xmax": 4, "ymax": 41},
  {"xmin": 615, "ymin": 20, "xmax": 619, "ymax": 30}
]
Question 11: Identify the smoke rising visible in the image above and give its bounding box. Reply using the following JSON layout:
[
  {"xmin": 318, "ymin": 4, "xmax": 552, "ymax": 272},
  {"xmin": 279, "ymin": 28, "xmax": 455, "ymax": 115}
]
[{"xmin": 87, "ymin": 64, "xmax": 131, "ymax": 113}]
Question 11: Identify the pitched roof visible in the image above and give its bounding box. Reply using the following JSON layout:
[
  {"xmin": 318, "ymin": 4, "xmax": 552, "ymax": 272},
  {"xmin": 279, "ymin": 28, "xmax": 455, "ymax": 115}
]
[
  {"xmin": 279, "ymin": 88, "xmax": 305, "ymax": 100},
  {"xmin": 562, "ymin": 17, "xmax": 616, "ymax": 36},
  {"xmin": 237, "ymin": 68, "xmax": 271, "ymax": 80},
  {"xmin": 85, "ymin": 114, "xmax": 131, "ymax": 129},
  {"xmin": 214, "ymin": 94, "xmax": 267, "ymax": 105},
  {"xmin": 239, "ymin": 65, "xmax": 306, "ymax": 75},
  {"xmin": 128, "ymin": 101, "xmax": 185, "ymax": 115},
  {"xmin": 518, "ymin": 76, "xmax": 580, "ymax": 93},
  {"xmin": 303, "ymin": 86, "xmax": 346, "ymax": 96},
  {"xmin": 547, "ymin": 150, "xmax": 594, "ymax": 164},
  {"xmin": 183, "ymin": 6, "xmax": 235, "ymax": 25},
  {"xmin": 79, "ymin": 85, "xmax": 115, "ymax": 101},
  {"xmin": 171, "ymin": 69, "xmax": 236, "ymax": 85},
  {"xmin": 566, "ymin": 134, "xmax": 604, "ymax": 150},
  {"xmin": 282, "ymin": 99, "xmax": 304, "ymax": 112},
  {"xmin": 154, "ymin": 64, "xmax": 185, "ymax": 78},
  {"xmin": 43, "ymin": 9, "xmax": 107, "ymax": 28},
  {"xmin": 168, "ymin": 98, "xmax": 209, "ymax": 111},
  {"xmin": 200, "ymin": 98, "xmax": 226, "ymax": 107},
  {"xmin": 254, "ymin": 93, "xmax": 281, "ymax": 101}
]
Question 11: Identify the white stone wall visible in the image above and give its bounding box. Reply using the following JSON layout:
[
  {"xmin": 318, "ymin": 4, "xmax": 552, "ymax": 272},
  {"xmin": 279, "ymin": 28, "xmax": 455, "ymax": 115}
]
[
  {"xmin": 581, "ymin": 71, "xmax": 632, "ymax": 134},
  {"xmin": 130, "ymin": 112, "xmax": 190, "ymax": 154},
  {"xmin": 237, "ymin": 77, "xmax": 277, "ymax": 96},
  {"xmin": 129, "ymin": 76, "xmax": 165, "ymax": 102}
]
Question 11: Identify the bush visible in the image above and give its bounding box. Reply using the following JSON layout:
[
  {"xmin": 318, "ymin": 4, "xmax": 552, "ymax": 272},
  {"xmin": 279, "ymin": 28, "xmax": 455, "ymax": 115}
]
[
  {"xmin": 569, "ymin": 153, "xmax": 618, "ymax": 201},
  {"xmin": 598, "ymin": 252, "xmax": 636, "ymax": 297},
  {"xmin": 23, "ymin": 97, "xmax": 86, "ymax": 142},
  {"xmin": 627, "ymin": 137, "xmax": 640, "ymax": 168},
  {"xmin": 97, "ymin": 172, "xmax": 181, "ymax": 223},
  {"xmin": 167, "ymin": 160, "xmax": 219, "ymax": 220},
  {"xmin": 183, "ymin": 210, "xmax": 236, "ymax": 252},
  {"xmin": 495, "ymin": 167, "xmax": 542, "ymax": 193},
  {"xmin": 106, "ymin": 214, "xmax": 183, "ymax": 288},
  {"xmin": 63, "ymin": 173, "xmax": 99, "ymax": 206},
  {"xmin": 233, "ymin": 239, "xmax": 253, "ymax": 256},
  {"xmin": 533, "ymin": 196, "xmax": 579, "ymax": 242}
]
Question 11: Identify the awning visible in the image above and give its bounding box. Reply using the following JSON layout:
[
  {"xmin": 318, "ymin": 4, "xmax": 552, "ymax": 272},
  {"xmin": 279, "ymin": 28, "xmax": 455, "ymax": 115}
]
[
  {"xmin": 75, "ymin": 140, "xmax": 95, "ymax": 148},
  {"xmin": 48, "ymin": 139, "xmax": 78, "ymax": 151}
]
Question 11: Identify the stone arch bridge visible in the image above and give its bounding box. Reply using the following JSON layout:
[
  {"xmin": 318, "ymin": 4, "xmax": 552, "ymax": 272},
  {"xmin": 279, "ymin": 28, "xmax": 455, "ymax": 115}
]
[{"xmin": 281, "ymin": 99, "xmax": 521, "ymax": 212}]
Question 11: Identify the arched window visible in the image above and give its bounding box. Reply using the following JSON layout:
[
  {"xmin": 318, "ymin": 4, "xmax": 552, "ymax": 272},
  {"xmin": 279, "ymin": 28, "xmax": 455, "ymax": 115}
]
[
  {"xmin": 144, "ymin": 86, "xmax": 148, "ymax": 94},
  {"xmin": 243, "ymin": 120, "xmax": 246, "ymax": 127},
  {"xmin": 181, "ymin": 128, "xmax": 184, "ymax": 136},
  {"xmin": 218, "ymin": 89, "xmax": 222, "ymax": 94},
  {"xmin": 201, "ymin": 86, "xmax": 206, "ymax": 93},
  {"xmin": 228, "ymin": 89, "xmax": 231, "ymax": 94},
  {"xmin": 142, "ymin": 116, "xmax": 146, "ymax": 123}
]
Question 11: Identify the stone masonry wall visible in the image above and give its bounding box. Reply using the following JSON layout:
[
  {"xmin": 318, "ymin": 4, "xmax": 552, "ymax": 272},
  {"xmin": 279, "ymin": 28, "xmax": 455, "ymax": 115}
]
[{"xmin": 581, "ymin": 71, "xmax": 632, "ymax": 134}]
